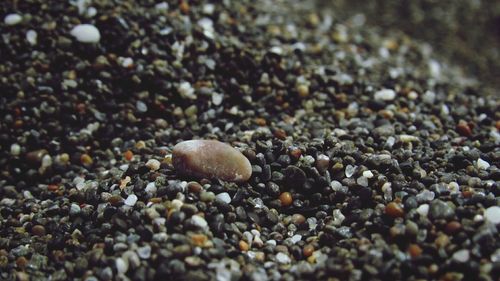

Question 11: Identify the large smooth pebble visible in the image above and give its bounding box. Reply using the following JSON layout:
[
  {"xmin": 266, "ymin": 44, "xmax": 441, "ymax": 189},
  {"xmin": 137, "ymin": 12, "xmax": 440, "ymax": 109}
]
[
  {"xmin": 70, "ymin": 24, "xmax": 101, "ymax": 43},
  {"xmin": 173, "ymin": 140, "xmax": 252, "ymax": 182}
]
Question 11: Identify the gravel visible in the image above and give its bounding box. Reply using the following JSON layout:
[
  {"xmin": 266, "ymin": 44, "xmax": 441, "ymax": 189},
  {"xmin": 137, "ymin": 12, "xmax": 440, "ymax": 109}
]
[{"xmin": 0, "ymin": 1, "xmax": 498, "ymax": 281}]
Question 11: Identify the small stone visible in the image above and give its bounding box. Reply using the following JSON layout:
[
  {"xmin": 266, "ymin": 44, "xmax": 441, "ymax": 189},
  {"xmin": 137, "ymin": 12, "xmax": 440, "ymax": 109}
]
[
  {"xmin": 276, "ymin": 252, "xmax": 291, "ymax": 264},
  {"xmin": 80, "ymin": 153, "xmax": 93, "ymax": 165},
  {"xmin": 374, "ymin": 89, "xmax": 396, "ymax": 101},
  {"xmin": 70, "ymin": 24, "xmax": 101, "ymax": 43},
  {"xmin": 332, "ymin": 209, "xmax": 345, "ymax": 226},
  {"xmin": 215, "ymin": 192, "xmax": 231, "ymax": 204},
  {"xmin": 456, "ymin": 120, "xmax": 472, "ymax": 137},
  {"xmin": 445, "ymin": 221, "xmax": 462, "ymax": 234},
  {"xmin": 137, "ymin": 246, "xmax": 151, "ymax": 259},
  {"xmin": 279, "ymin": 192, "xmax": 293, "ymax": 207},
  {"xmin": 178, "ymin": 82, "xmax": 196, "ymax": 100},
  {"xmin": 191, "ymin": 215, "xmax": 208, "ymax": 230},
  {"xmin": 408, "ymin": 244, "xmax": 422, "ymax": 258},
  {"xmin": 416, "ymin": 204, "xmax": 429, "ymax": 217},
  {"xmin": 173, "ymin": 140, "xmax": 252, "ymax": 182},
  {"xmin": 477, "ymin": 158, "xmax": 490, "ymax": 170},
  {"xmin": 345, "ymin": 165, "xmax": 356, "ymax": 178},
  {"xmin": 297, "ymin": 84, "xmax": 309, "ymax": 98},
  {"xmin": 145, "ymin": 159, "xmax": 161, "ymax": 171},
  {"xmin": 291, "ymin": 214, "xmax": 306, "ymax": 225},
  {"xmin": 31, "ymin": 225, "xmax": 46, "ymax": 236},
  {"xmin": 316, "ymin": 154, "xmax": 330, "ymax": 172},
  {"xmin": 484, "ymin": 206, "xmax": 500, "ymax": 224},
  {"xmin": 4, "ymin": 13, "xmax": 22, "ymax": 25},
  {"xmin": 303, "ymin": 245, "xmax": 314, "ymax": 257},
  {"xmin": 452, "ymin": 249, "xmax": 470, "ymax": 263},
  {"xmin": 385, "ymin": 202, "xmax": 405, "ymax": 218},
  {"xmin": 239, "ymin": 240, "xmax": 249, "ymax": 251},
  {"xmin": 124, "ymin": 194, "xmax": 138, "ymax": 206},
  {"xmin": 429, "ymin": 200, "xmax": 455, "ymax": 220},
  {"xmin": 116, "ymin": 257, "xmax": 128, "ymax": 274},
  {"xmin": 10, "ymin": 143, "xmax": 21, "ymax": 156}
]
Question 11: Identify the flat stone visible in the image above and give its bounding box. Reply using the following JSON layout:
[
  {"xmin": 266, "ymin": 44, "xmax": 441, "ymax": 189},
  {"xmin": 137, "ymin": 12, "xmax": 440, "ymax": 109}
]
[{"xmin": 173, "ymin": 140, "xmax": 252, "ymax": 182}]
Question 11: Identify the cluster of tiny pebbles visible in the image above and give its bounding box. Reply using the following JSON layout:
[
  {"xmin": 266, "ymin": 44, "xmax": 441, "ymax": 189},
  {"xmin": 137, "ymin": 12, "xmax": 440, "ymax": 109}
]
[{"xmin": 0, "ymin": 1, "xmax": 499, "ymax": 281}]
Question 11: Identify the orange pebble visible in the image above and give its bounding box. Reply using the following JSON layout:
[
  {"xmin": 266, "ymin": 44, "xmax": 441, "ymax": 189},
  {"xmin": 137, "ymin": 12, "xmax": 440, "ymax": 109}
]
[
  {"xmin": 239, "ymin": 240, "xmax": 249, "ymax": 251},
  {"xmin": 303, "ymin": 244, "xmax": 314, "ymax": 257},
  {"xmin": 385, "ymin": 202, "xmax": 405, "ymax": 218},
  {"xmin": 408, "ymin": 244, "xmax": 422, "ymax": 258},
  {"xmin": 80, "ymin": 153, "xmax": 93, "ymax": 165},
  {"xmin": 124, "ymin": 150, "xmax": 133, "ymax": 161},
  {"xmin": 279, "ymin": 192, "xmax": 293, "ymax": 207}
]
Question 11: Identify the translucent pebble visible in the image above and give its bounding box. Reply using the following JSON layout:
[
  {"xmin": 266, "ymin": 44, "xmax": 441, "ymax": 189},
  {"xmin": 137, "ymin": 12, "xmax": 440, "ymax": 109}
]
[
  {"xmin": 345, "ymin": 165, "xmax": 356, "ymax": 178},
  {"xmin": 124, "ymin": 194, "xmax": 138, "ymax": 206}
]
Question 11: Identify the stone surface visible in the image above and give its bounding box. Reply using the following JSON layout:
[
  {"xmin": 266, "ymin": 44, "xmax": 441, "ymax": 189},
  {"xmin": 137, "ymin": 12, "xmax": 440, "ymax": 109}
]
[{"xmin": 172, "ymin": 140, "xmax": 252, "ymax": 182}]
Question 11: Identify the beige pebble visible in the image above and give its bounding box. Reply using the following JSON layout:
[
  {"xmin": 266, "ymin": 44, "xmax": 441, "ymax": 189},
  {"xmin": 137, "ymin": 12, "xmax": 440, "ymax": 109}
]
[{"xmin": 173, "ymin": 140, "xmax": 252, "ymax": 182}]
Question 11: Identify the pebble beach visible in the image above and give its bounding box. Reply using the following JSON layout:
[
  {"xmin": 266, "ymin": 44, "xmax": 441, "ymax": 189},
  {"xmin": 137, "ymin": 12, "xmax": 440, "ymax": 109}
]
[{"xmin": 0, "ymin": 1, "xmax": 499, "ymax": 280}]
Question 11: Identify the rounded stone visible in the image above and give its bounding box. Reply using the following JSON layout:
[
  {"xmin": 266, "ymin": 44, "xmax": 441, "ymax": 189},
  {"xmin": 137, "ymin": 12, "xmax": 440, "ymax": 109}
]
[
  {"xmin": 70, "ymin": 24, "xmax": 101, "ymax": 43},
  {"xmin": 172, "ymin": 140, "xmax": 252, "ymax": 182}
]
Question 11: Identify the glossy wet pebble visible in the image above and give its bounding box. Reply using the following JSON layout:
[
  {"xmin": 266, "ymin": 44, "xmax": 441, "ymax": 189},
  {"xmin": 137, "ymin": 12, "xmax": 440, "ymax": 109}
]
[{"xmin": 172, "ymin": 140, "xmax": 252, "ymax": 182}]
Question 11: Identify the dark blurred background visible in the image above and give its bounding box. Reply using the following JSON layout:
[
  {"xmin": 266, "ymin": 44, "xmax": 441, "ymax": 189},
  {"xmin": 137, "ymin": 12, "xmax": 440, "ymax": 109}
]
[{"xmin": 319, "ymin": 0, "xmax": 500, "ymax": 92}]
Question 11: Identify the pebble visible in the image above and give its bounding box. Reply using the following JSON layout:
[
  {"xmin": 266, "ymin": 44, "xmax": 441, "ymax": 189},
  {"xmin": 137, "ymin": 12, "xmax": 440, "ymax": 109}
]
[
  {"xmin": 476, "ymin": 158, "xmax": 490, "ymax": 170},
  {"xmin": 145, "ymin": 159, "xmax": 161, "ymax": 171},
  {"xmin": 172, "ymin": 140, "xmax": 252, "ymax": 182},
  {"xmin": 429, "ymin": 200, "xmax": 455, "ymax": 220},
  {"xmin": 416, "ymin": 204, "xmax": 429, "ymax": 217},
  {"xmin": 215, "ymin": 192, "xmax": 231, "ymax": 204},
  {"xmin": 374, "ymin": 89, "xmax": 396, "ymax": 101},
  {"xmin": 70, "ymin": 24, "xmax": 101, "ymax": 43},
  {"xmin": 191, "ymin": 215, "xmax": 208, "ymax": 230},
  {"xmin": 124, "ymin": 194, "xmax": 138, "ymax": 206},
  {"xmin": 31, "ymin": 225, "xmax": 46, "ymax": 236},
  {"xmin": 484, "ymin": 206, "xmax": 500, "ymax": 224},
  {"xmin": 10, "ymin": 143, "xmax": 21, "ymax": 156},
  {"xmin": 452, "ymin": 249, "xmax": 470, "ymax": 263},
  {"xmin": 276, "ymin": 252, "xmax": 291, "ymax": 264},
  {"xmin": 332, "ymin": 209, "xmax": 345, "ymax": 226},
  {"xmin": 279, "ymin": 192, "xmax": 293, "ymax": 207},
  {"xmin": 4, "ymin": 13, "xmax": 22, "ymax": 25},
  {"xmin": 385, "ymin": 202, "xmax": 405, "ymax": 218}
]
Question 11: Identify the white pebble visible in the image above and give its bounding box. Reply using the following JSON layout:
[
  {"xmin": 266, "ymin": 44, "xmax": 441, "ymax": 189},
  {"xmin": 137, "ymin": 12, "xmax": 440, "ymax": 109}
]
[
  {"xmin": 356, "ymin": 176, "xmax": 368, "ymax": 187},
  {"xmin": 171, "ymin": 199, "xmax": 183, "ymax": 210},
  {"xmin": 116, "ymin": 257, "xmax": 128, "ymax": 274},
  {"xmin": 452, "ymin": 249, "xmax": 470, "ymax": 263},
  {"xmin": 137, "ymin": 245, "xmax": 151, "ymax": 259},
  {"xmin": 212, "ymin": 92, "xmax": 223, "ymax": 106},
  {"xmin": 362, "ymin": 170, "xmax": 374, "ymax": 178},
  {"xmin": 276, "ymin": 252, "xmax": 291, "ymax": 264},
  {"xmin": 178, "ymin": 81, "xmax": 196, "ymax": 100},
  {"xmin": 70, "ymin": 24, "xmax": 101, "ymax": 43},
  {"xmin": 290, "ymin": 234, "xmax": 302, "ymax": 244},
  {"xmin": 26, "ymin": 30, "xmax": 37, "ymax": 45},
  {"xmin": 124, "ymin": 194, "xmax": 138, "ymax": 206},
  {"xmin": 120, "ymin": 57, "xmax": 134, "ymax": 68},
  {"xmin": 41, "ymin": 154, "xmax": 52, "ymax": 168},
  {"xmin": 374, "ymin": 89, "xmax": 396, "ymax": 101},
  {"xmin": 10, "ymin": 143, "xmax": 21, "ymax": 156},
  {"xmin": 345, "ymin": 165, "xmax": 356, "ymax": 178},
  {"xmin": 191, "ymin": 215, "xmax": 208, "ymax": 230},
  {"xmin": 332, "ymin": 209, "xmax": 345, "ymax": 226},
  {"xmin": 416, "ymin": 204, "xmax": 429, "ymax": 217},
  {"xmin": 145, "ymin": 182, "xmax": 157, "ymax": 194},
  {"xmin": 4, "ymin": 13, "xmax": 22, "ymax": 26},
  {"xmin": 477, "ymin": 158, "xmax": 490, "ymax": 170},
  {"xmin": 423, "ymin": 90, "xmax": 436, "ymax": 104},
  {"xmin": 216, "ymin": 192, "xmax": 231, "ymax": 204},
  {"xmin": 484, "ymin": 206, "xmax": 500, "ymax": 225},
  {"xmin": 145, "ymin": 159, "xmax": 161, "ymax": 171}
]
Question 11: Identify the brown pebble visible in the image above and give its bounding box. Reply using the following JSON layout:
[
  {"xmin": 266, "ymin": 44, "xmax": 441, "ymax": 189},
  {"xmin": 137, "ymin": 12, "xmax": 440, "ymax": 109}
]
[
  {"xmin": 456, "ymin": 120, "xmax": 472, "ymax": 137},
  {"xmin": 445, "ymin": 221, "xmax": 461, "ymax": 234},
  {"xmin": 32, "ymin": 225, "xmax": 46, "ymax": 236},
  {"xmin": 187, "ymin": 181, "xmax": 203, "ymax": 193},
  {"xmin": 124, "ymin": 150, "xmax": 133, "ymax": 161},
  {"xmin": 303, "ymin": 244, "xmax": 314, "ymax": 257},
  {"xmin": 279, "ymin": 192, "xmax": 293, "ymax": 207},
  {"xmin": 172, "ymin": 140, "xmax": 252, "ymax": 183},
  {"xmin": 385, "ymin": 202, "xmax": 405, "ymax": 218},
  {"xmin": 408, "ymin": 244, "xmax": 422, "ymax": 258},
  {"xmin": 26, "ymin": 149, "xmax": 48, "ymax": 165},
  {"xmin": 16, "ymin": 256, "xmax": 28, "ymax": 268},
  {"xmin": 239, "ymin": 240, "xmax": 249, "ymax": 251},
  {"xmin": 291, "ymin": 214, "xmax": 306, "ymax": 225},
  {"xmin": 108, "ymin": 195, "xmax": 123, "ymax": 205},
  {"xmin": 289, "ymin": 147, "xmax": 302, "ymax": 160}
]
